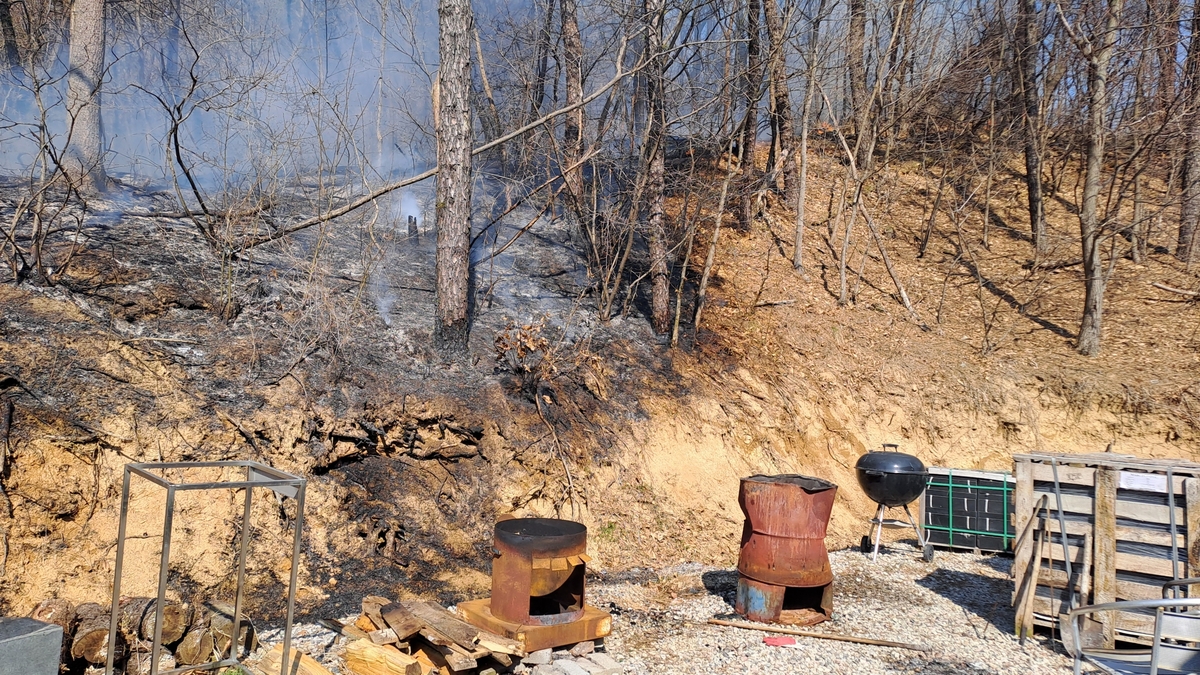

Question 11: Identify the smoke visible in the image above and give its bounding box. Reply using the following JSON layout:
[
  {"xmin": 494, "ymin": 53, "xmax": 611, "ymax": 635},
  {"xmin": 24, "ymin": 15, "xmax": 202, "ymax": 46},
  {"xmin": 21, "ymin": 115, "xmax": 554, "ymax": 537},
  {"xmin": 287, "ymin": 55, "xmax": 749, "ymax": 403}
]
[{"xmin": 0, "ymin": 0, "xmax": 440, "ymax": 187}]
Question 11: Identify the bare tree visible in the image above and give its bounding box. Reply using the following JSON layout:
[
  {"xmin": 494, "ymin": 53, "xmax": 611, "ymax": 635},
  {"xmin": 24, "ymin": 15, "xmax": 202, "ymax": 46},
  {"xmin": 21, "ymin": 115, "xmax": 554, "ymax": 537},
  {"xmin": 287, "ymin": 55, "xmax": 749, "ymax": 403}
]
[
  {"xmin": 1015, "ymin": 0, "xmax": 1047, "ymax": 258},
  {"xmin": 763, "ymin": 0, "xmax": 797, "ymax": 245},
  {"xmin": 560, "ymin": 0, "xmax": 585, "ymax": 203},
  {"xmin": 64, "ymin": 0, "xmax": 108, "ymax": 191},
  {"xmin": 644, "ymin": 0, "xmax": 669, "ymax": 333},
  {"xmin": 1179, "ymin": 8, "xmax": 1200, "ymax": 264},
  {"xmin": 434, "ymin": 0, "xmax": 475, "ymax": 354},
  {"xmin": 1069, "ymin": 0, "xmax": 1125, "ymax": 356}
]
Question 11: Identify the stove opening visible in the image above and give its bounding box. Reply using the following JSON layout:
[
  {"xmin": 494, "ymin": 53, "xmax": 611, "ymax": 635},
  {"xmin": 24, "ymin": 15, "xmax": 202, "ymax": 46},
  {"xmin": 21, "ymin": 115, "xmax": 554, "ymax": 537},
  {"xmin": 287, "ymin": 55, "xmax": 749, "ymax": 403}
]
[
  {"xmin": 529, "ymin": 565, "xmax": 584, "ymax": 617},
  {"xmin": 781, "ymin": 586, "xmax": 826, "ymax": 613}
]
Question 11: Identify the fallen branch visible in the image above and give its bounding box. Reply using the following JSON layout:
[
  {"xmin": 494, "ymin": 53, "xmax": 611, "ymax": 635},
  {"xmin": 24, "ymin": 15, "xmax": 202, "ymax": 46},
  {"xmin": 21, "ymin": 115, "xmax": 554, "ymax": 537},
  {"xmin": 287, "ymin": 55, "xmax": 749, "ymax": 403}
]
[
  {"xmin": 754, "ymin": 299, "xmax": 796, "ymax": 308},
  {"xmin": 706, "ymin": 618, "xmax": 932, "ymax": 652},
  {"xmin": 1151, "ymin": 282, "xmax": 1198, "ymax": 297}
]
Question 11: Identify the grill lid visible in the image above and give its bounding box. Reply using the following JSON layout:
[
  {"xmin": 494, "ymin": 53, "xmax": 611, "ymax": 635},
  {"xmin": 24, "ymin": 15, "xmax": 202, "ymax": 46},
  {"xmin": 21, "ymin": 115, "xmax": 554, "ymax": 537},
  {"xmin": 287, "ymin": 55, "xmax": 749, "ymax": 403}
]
[
  {"xmin": 494, "ymin": 517, "xmax": 587, "ymax": 553},
  {"xmin": 854, "ymin": 451, "xmax": 927, "ymax": 476}
]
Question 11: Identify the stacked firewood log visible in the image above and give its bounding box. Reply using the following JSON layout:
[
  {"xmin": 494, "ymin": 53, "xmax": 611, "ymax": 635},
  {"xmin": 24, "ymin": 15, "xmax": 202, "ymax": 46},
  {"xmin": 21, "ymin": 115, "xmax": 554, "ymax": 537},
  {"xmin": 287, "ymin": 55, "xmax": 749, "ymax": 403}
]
[
  {"xmin": 322, "ymin": 595, "xmax": 525, "ymax": 675},
  {"xmin": 29, "ymin": 597, "xmax": 255, "ymax": 673}
]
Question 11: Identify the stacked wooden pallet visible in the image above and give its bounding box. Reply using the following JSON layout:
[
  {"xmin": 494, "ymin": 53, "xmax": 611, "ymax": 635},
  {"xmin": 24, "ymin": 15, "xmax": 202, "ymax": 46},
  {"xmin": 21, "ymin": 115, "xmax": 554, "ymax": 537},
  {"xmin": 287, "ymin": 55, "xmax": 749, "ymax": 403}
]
[{"xmin": 1011, "ymin": 451, "xmax": 1200, "ymax": 646}]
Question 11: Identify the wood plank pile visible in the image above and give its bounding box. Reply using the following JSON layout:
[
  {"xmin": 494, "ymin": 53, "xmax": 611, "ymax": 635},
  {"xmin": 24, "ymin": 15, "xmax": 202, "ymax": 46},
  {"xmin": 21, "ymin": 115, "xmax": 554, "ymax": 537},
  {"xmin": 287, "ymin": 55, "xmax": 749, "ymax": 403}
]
[
  {"xmin": 1011, "ymin": 451, "xmax": 1200, "ymax": 646},
  {"xmin": 311, "ymin": 595, "xmax": 526, "ymax": 675},
  {"xmin": 28, "ymin": 596, "xmax": 255, "ymax": 673}
]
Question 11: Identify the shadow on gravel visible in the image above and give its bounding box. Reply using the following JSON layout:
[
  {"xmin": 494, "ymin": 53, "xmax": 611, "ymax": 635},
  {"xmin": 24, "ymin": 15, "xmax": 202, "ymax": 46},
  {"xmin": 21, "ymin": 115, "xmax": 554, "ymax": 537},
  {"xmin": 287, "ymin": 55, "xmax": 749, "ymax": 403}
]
[
  {"xmin": 915, "ymin": 568, "xmax": 1015, "ymax": 636},
  {"xmin": 701, "ymin": 569, "xmax": 739, "ymax": 605}
]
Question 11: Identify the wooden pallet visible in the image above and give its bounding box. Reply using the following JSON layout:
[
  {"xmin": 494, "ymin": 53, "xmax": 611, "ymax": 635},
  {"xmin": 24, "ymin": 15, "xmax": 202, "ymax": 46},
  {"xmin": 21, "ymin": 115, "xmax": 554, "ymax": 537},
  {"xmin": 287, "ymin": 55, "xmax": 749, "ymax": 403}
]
[{"xmin": 1012, "ymin": 452, "xmax": 1200, "ymax": 646}]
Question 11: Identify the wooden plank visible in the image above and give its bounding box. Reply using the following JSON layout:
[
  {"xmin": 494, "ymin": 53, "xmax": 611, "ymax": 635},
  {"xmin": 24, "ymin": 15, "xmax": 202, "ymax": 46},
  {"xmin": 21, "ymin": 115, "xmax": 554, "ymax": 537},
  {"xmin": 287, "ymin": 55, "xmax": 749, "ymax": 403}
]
[
  {"xmin": 255, "ymin": 644, "xmax": 334, "ymax": 675},
  {"xmin": 928, "ymin": 467, "xmax": 1015, "ymax": 482},
  {"xmin": 1031, "ymin": 597, "xmax": 1157, "ymax": 635},
  {"xmin": 1030, "ymin": 463, "xmax": 1095, "ymax": 488},
  {"xmin": 1015, "ymin": 452, "xmax": 1200, "ymax": 476},
  {"xmin": 381, "ymin": 603, "xmax": 426, "ymax": 642},
  {"xmin": 1018, "ymin": 525, "xmax": 1047, "ymax": 641},
  {"xmin": 415, "ymin": 633, "xmax": 475, "ymax": 672},
  {"xmin": 1039, "ymin": 543, "xmax": 1179, "ymax": 578},
  {"xmin": 1037, "ymin": 567, "xmax": 1164, "ymax": 602},
  {"xmin": 343, "ymin": 639, "xmax": 422, "ymax": 675},
  {"xmin": 1040, "ymin": 517, "xmax": 1177, "ymax": 548},
  {"xmin": 403, "ymin": 602, "xmax": 482, "ymax": 651},
  {"xmin": 1094, "ymin": 468, "xmax": 1118, "ymax": 648},
  {"xmin": 1012, "ymin": 459, "xmax": 1035, "ymax": 597},
  {"xmin": 1188, "ymin": 478, "xmax": 1200, "ymax": 578},
  {"xmin": 1032, "ymin": 490, "xmax": 1186, "ymax": 525}
]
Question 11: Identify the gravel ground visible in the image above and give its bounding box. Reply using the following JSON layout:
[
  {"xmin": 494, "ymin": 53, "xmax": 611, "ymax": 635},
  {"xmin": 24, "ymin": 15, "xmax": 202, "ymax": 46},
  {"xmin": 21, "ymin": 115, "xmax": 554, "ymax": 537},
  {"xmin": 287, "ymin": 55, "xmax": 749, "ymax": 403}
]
[{"xmin": 246, "ymin": 543, "xmax": 1090, "ymax": 674}]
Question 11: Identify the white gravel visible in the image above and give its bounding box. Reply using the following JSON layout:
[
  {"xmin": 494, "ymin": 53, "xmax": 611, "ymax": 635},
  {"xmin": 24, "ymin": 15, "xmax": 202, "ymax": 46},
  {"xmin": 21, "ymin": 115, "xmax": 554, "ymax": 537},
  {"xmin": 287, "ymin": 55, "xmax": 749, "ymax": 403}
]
[{"xmin": 246, "ymin": 543, "xmax": 1091, "ymax": 674}]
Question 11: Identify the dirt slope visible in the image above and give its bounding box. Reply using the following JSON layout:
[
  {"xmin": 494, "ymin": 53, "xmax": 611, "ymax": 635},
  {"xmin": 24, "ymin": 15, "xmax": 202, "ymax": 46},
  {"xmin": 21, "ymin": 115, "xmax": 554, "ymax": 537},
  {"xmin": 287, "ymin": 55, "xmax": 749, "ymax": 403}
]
[{"xmin": 1, "ymin": 150, "xmax": 1198, "ymax": 623}]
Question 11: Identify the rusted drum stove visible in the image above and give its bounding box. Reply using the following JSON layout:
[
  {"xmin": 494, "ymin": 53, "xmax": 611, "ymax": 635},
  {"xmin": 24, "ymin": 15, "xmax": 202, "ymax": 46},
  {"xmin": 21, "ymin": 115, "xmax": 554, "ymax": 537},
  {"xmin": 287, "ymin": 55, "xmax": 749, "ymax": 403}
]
[
  {"xmin": 458, "ymin": 518, "xmax": 612, "ymax": 652},
  {"xmin": 735, "ymin": 474, "xmax": 837, "ymax": 625}
]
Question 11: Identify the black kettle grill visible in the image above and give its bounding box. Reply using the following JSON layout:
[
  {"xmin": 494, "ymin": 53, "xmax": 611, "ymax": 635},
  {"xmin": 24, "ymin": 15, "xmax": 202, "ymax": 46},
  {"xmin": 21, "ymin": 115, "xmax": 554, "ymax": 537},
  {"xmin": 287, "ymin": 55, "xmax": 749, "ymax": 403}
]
[{"xmin": 855, "ymin": 444, "xmax": 933, "ymax": 562}]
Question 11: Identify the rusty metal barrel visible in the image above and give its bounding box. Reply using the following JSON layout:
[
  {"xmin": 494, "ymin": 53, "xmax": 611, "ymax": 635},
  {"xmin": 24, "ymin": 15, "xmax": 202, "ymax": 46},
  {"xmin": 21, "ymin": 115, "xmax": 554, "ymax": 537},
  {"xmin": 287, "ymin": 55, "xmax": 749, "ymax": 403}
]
[
  {"xmin": 491, "ymin": 518, "xmax": 588, "ymax": 626},
  {"xmin": 737, "ymin": 474, "xmax": 837, "ymax": 588}
]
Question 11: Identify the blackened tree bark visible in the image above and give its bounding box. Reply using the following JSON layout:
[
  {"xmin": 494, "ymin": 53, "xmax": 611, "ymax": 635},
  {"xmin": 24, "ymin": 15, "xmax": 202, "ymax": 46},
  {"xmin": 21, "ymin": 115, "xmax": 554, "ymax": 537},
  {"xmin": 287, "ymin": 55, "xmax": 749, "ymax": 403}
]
[
  {"xmin": 738, "ymin": 0, "xmax": 765, "ymax": 230},
  {"xmin": 644, "ymin": 0, "xmax": 669, "ymax": 333},
  {"xmin": 763, "ymin": 0, "xmax": 797, "ymax": 231},
  {"xmin": 1179, "ymin": 8, "xmax": 1200, "ymax": 264},
  {"xmin": 64, "ymin": 0, "xmax": 108, "ymax": 191},
  {"xmin": 1015, "ymin": 0, "xmax": 1046, "ymax": 258},
  {"xmin": 434, "ymin": 0, "xmax": 474, "ymax": 354},
  {"xmin": 1077, "ymin": 0, "xmax": 1124, "ymax": 356},
  {"xmin": 561, "ymin": 0, "xmax": 584, "ymax": 204},
  {"xmin": 0, "ymin": 0, "xmax": 18, "ymax": 71}
]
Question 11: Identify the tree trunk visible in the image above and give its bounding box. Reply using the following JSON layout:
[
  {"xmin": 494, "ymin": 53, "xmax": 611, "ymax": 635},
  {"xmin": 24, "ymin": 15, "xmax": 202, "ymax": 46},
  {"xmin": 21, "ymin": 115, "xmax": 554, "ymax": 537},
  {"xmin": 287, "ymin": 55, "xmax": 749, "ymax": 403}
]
[
  {"xmin": 763, "ymin": 0, "xmax": 797, "ymax": 229},
  {"xmin": 1016, "ymin": 0, "xmax": 1046, "ymax": 258},
  {"xmin": 644, "ymin": 0, "xmax": 669, "ymax": 333},
  {"xmin": 1078, "ymin": 0, "xmax": 1124, "ymax": 356},
  {"xmin": 30, "ymin": 598, "xmax": 75, "ymax": 664},
  {"xmin": 0, "ymin": 0, "xmax": 18, "ymax": 71},
  {"xmin": 1179, "ymin": 9, "xmax": 1200, "ymax": 263},
  {"xmin": 434, "ymin": 0, "xmax": 475, "ymax": 354},
  {"xmin": 847, "ymin": 0, "xmax": 870, "ymax": 173},
  {"xmin": 738, "ymin": 0, "xmax": 765, "ymax": 230},
  {"xmin": 560, "ymin": 0, "xmax": 584, "ymax": 204},
  {"xmin": 794, "ymin": 0, "xmax": 827, "ymax": 272},
  {"xmin": 64, "ymin": 0, "xmax": 108, "ymax": 191}
]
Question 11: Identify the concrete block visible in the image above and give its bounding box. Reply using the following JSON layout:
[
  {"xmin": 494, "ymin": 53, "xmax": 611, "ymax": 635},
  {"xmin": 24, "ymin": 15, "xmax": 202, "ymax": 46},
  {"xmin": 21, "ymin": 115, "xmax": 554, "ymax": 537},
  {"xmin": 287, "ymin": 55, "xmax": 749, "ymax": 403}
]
[
  {"xmin": 533, "ymin": 665, "xmax": 566, "ymax": 675},
  {"xmin": 587, "ymin": 652, "xmax": 622, "ymax": 672},
  {"xmin": 523, "ymin": 648, "xmax": 553, "ymax": 665},
  {"xmin": 569, "ymin": 641, "xmax": 595, "ymax": 657},
  {"xmin": 574, "ymin": 658, "xmax": 608, "ymax": 675},
  {"xmin": 555, "ymin": 660, "xmax": 591, "ymax": 675},
  {"xmin": 0, "ymin": 617, "xmax": 63, "ymax": 675}
]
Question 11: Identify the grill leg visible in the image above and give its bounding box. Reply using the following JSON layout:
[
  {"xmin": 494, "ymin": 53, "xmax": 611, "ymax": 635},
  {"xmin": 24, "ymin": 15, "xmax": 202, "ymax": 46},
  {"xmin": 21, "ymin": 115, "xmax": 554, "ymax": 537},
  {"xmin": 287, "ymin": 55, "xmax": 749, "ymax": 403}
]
[
  {"xmin": 903, "ymin": 503, "xmax": 927, "ymax": 547},
  {"xmin": 871, "ymin": 503, "xmax": 885, "ymax": 562}
]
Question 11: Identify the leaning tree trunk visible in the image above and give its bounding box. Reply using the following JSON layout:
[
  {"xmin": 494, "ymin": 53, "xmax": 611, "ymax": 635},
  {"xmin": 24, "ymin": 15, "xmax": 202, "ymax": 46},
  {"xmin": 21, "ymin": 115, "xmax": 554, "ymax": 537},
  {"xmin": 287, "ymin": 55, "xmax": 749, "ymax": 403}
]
[
  {"xmin": 434, "ymin": 0, "xmax": 474, "ymax": 354},
  {"xmin": 738, "ymin": 0, "xmax": 765, "ymax": 230},
  {"xmin": 64, "ymin": 0, "xmax": 108, "ymax": 191},
  {"xmin": 1077, "ymin": 0, "xmax": 1124, "ymax": 356},
  {"xmin": 644, "ymin": 0, "xmax": 669, "ymax": 334},
  {"xmin": 1016, "ymin": 0, "xmax": 1047, "ymax": 258},
  {"xmin": 763, "ymin": 0, "xmax": 797, "ymax": 225},
  {"xmin": 560, "ymin": 0, "xmax": 584, "ymax": 205},
  {"xmin": 1179, "ymin": 9, "xmax": 1200, "ymax": 264}
]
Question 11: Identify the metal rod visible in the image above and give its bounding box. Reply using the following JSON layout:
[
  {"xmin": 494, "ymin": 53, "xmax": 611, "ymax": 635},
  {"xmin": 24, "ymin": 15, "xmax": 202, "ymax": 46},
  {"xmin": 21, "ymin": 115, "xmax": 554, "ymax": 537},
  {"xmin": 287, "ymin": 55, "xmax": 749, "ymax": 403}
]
[
  {"xmin": 871, "ymin": 503, "xmax": 885, "ymax": 562},
  {"xmin": 230, "ymin": 479, "xmax": 254, "ymax": 660},
  {"xmin": 105, "ymin": 468, "xmax": 133, "ymax": 675},
  {"xmin": 1050, "ymin": 460, "xmax": 1075, "ymax": 609},
  {"xmin": 1168, "ymin": 468, "xmax": 1180, "ymax": 596},
  {"xmin": 281, "ymin": 482, "xmax": 306, "ymax": 675},
  {"xmin": 150, "ymin": 486, "xmax": 178, "ymax": 675},
  {"xmin": 903, "ymin": 503, "xmax": 926, "ymax": 547}
]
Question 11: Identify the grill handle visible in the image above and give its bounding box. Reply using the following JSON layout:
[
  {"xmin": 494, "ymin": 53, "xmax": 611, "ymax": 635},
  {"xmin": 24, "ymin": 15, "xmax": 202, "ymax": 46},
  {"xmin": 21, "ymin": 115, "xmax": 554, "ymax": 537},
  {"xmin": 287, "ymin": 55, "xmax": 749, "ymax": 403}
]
[{"xmin": 863, "ymin": 469, "xmax": 885, "ymax": 477}]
